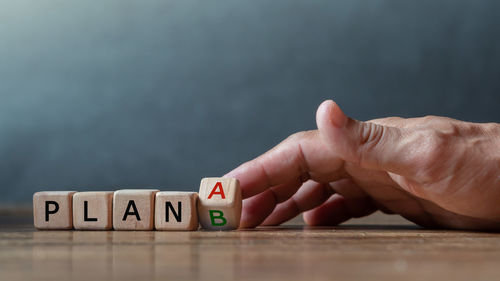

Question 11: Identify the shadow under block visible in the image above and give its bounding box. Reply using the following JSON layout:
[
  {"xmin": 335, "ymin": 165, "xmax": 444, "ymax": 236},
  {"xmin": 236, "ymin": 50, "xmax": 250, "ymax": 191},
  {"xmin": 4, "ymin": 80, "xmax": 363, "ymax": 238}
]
[
  {"xmin": 113, "ymin": 189, "xmax": 159, "ymax": 230},
  {"xmin": 197, "ymin": 177, "xmax": 242, "ymax": 230},
  {"xmin": 33, "ymin": 191, "xmax": 77, "ymax": 230},
  {"xmin": 73, "ymin": 192, "xmax": 114, "ymax": 230}
]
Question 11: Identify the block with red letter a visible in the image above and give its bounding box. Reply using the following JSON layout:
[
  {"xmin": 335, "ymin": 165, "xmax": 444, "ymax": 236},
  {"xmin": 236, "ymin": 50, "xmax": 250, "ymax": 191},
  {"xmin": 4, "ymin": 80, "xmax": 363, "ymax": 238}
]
[{"xmin": 197, "ymin": 177, "xmax": 241, "ymax": 230}]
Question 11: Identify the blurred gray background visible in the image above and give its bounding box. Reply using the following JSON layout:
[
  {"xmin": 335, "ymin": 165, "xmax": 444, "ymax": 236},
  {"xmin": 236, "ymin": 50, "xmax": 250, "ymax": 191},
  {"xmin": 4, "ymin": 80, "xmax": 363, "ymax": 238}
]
[{"xmin": 1, "ymin": 0, "xmax": 499, "ymax": 204}]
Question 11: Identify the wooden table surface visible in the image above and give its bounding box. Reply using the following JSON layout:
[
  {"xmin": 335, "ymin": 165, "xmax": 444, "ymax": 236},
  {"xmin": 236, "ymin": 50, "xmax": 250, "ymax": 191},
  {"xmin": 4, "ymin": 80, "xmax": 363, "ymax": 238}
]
[{"xmin": 1, "ymin": 210, "xmax": 500, "ymax": 281}]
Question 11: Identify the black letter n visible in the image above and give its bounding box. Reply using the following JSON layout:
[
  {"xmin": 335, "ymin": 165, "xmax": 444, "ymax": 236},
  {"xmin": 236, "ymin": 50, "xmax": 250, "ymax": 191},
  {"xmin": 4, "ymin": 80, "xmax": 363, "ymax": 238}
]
[{"xmin": 166, "ymin": 201, "xmax": 182, "ymax": 222}]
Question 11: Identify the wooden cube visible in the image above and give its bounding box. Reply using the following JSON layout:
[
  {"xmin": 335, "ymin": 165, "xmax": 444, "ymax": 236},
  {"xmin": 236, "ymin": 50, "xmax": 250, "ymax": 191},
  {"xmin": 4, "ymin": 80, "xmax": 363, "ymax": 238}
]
[
  {"xmin": 33, "ymin": 191, "xmax": 77, "ymax": 230},
  {"xmin": 113, "ymin": 189, "xmax": 158, "ymax": 230},
  {"xmin": 155, "ymin": 192, "xmax": 199, "ymax": 231},
  {"xmin": 73, "ymin": 192, "xmax": 114, "ymax": 230},
  {"xmin": 197, "ymin": 177, "xmax": 241, "ymax": 230}
]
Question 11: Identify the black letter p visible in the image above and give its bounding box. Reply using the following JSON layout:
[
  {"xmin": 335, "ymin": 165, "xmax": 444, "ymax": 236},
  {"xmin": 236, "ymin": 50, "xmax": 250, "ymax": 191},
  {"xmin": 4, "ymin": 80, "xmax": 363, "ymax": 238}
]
[{"xmin": 45, "ymin": 201, "xmax": 59, "ymax": 222}]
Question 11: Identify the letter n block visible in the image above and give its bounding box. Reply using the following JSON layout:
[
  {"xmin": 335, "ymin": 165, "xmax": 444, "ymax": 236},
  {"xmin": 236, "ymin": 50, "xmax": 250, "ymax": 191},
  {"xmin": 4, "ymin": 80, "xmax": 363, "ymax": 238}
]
[
  {"xmin": 198, "ymin": 177, "xmax": 241, "ymax": 230},
  {"xmin": 33, "ymin": 191, "xmax": 77, "ymax": 230},
  {"xmin": 73, "ymin": 192, "xmax": 114, "ymax": 230},
  {"xmin": 155, "ymin": 192, "xmax": 199, "ymax": 231},
  {"xmin": 113, "ymin": 189, "xmax": 159, "ymax": 230}
]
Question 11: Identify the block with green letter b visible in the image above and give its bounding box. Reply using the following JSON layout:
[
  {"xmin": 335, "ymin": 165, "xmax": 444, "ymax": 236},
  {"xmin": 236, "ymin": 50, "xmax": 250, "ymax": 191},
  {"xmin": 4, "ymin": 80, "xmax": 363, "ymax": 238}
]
[{"xmin": 197, "ymin": 177, "xmax": 242, "ymax": 230}]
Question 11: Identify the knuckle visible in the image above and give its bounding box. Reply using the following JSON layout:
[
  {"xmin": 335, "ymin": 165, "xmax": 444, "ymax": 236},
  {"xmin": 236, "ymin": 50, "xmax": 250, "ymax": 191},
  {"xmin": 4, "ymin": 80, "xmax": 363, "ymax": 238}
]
[
  {"xmin": 285, "ymin": 131, "xmax": 313, "ymax": 144},
  {"xmin": 359, "ymin": 122, "xmax": 386, "ymax": 148},
  {"xmin": 275, "ymin": 131, "xmax": 310, "ymax": 153},
  {"xmin": 287, "ymin": 131, "xmax": 308, "ymax": 141},
  {"xmin": 414, "ymin": 115, "xmax": 439, "ymax": 127},
  {"xmin": 420, "ymin": 115, "xmax": 441, "ymax": 124},
  {"xmin": 420, "ymin": 131, "xmax": 445, "ymax": 162},
  {"xmin": 421, "ymin": 115, "xmax": 438, "ymax": 121},
  {"xmin": 371, "ymin": 117, "xmax": 405, "ymax": 127},
  {"xmin": 356, "ymin": 122, "xmax": 387, "ymax": 166},
  {"xmin": 282, "ymin": 130, "xmax": 313, "ymax": 177},
  {"xmin": 412, "ymin": 129, "xmax": 450, "ymax": 181}
]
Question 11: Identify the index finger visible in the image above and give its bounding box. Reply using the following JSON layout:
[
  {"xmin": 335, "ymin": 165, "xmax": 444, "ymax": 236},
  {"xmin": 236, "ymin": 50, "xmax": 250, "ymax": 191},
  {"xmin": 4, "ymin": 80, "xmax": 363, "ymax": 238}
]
[{"xmin": 224, "ymin": 130, "xmax": 346, "ymax": 199}]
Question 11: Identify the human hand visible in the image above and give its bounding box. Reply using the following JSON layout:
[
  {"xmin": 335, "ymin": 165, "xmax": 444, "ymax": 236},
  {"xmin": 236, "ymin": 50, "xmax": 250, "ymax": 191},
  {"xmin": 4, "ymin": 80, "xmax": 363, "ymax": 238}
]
[{"xmin": 226, "ymin": 100, "xmax": 500, "ymax": 230}]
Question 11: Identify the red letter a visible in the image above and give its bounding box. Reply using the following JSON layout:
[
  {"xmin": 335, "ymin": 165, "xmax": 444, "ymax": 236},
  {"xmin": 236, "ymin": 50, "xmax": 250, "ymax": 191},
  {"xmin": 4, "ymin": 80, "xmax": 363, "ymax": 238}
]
[{"xmin": 208, "ymin": 182, "xmax": 226, "ymax": 199}]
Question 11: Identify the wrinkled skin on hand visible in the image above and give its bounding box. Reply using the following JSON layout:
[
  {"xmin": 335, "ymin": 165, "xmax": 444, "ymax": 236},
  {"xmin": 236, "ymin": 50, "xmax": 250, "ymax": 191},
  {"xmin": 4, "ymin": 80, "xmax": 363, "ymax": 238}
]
[{"xmin": 226, "ymin": 100, "xmax": 500, "ymax": 230}]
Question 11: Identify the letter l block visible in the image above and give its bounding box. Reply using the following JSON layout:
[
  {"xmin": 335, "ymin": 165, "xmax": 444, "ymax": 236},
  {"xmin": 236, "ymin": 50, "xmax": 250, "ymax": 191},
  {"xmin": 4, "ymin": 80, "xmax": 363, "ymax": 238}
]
[{"xmin": 73, "ymin": 191, "xmax": 114, "ymax": 230}]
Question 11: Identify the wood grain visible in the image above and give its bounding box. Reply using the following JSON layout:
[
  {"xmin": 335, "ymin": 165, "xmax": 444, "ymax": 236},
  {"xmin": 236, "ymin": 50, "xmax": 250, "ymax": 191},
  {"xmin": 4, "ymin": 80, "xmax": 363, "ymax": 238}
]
[{"xmin": 2, "ymin": 211, "xmax": 500, "ymax": 281}]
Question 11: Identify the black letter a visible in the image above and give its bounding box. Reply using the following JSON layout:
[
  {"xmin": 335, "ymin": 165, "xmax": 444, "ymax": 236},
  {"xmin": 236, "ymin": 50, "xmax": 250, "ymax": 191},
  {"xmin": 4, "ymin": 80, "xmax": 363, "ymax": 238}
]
[{"xmin": 122, "ymin": 200, "xmax": 141, "ymax": 221}]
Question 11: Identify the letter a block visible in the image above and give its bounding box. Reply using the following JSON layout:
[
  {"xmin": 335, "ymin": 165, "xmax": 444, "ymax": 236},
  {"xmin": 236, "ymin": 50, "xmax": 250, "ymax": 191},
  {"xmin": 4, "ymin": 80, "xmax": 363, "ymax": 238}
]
[
  {"xmin": 33, "ymin": 191, "xmax": 77, "ymax": 230},
  {"xmin": 73, "ymin": 192, "xmax": 114, "ymax": 230},
  {"xmin": 198, "ymin": 177, "xmax": 241, "ymax": 230},
  {"xmin": 113, "ymin": 189, "xmax": 158, "ymax": 230},
  {"xmin": 155, "ymin": 192, "xmax": 199, "ymax": 231}
]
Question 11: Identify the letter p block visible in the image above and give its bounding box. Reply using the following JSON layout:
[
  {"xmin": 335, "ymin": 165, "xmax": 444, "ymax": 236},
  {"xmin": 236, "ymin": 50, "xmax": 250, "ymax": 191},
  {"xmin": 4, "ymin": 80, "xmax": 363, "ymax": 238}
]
[
  {"xmin": 198, "ymin": 177, "xmax": 241, "ymax": 230},
  {"xmin": 33, "ymin": 191, "xmax": 77, "ymax": 230}
]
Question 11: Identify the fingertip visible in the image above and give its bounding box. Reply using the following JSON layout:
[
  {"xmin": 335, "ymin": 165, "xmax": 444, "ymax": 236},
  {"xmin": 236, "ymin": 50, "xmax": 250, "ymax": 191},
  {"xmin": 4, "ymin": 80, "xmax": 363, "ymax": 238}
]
[
  {"xmin": 223, "ymin": 163, "xmax": 258, "ymax": 199},
  {"xmin": 302, "ymin": 194, "xmax": 350, "ymax": 226},
  {"xmin": 316, "ymin": 100, "xmax": 347, "ymax": 131},
  {"xmin": 331, "ymin": 102, "xmax": 348, "ymax": 128},
  {"xmin": 239, "ymin": 190, "xmax": 277, "ymax": 228},
  {"xmin": 316, "ymin": 100, "xmax": 351, "ymax": 158},
  {"xmin": 302, "ymin": 210, "xmax": 314, "ymax": 226},
  {"xmin": 223, "ymin": 164, "xmax": 245, "ymax": 181},
  {"xmin": 316, "ymin": 100, "xmax": 334, "ymax": 130}
]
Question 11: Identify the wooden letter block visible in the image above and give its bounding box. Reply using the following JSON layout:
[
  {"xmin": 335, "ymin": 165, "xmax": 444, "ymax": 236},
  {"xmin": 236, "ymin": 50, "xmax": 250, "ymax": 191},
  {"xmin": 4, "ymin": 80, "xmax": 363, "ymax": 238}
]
[
  {"xmin": 113, "ymin": 189, "xmax": 158, "ymax": 230},
  {"xmin": 73, "ymin": 192, "xmax": 114, "ymax": 230},
  {"xmin": 33, "ymin": 191, "xmax": 77, "ymax": 230},
  {"xmin": 155, "ymin": 192, "xmax": 199, "ymax": 231},
  {"xmin": 197, "ymin": 177, "xmax": 241, "ymax": 230}
]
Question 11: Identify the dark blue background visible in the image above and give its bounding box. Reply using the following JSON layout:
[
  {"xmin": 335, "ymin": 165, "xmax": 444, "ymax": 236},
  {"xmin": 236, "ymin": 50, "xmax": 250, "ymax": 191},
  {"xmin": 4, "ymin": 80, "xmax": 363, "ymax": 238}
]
[{"xmin": 1, "ymin": 0, "xmax": 499, "ymax": 203}]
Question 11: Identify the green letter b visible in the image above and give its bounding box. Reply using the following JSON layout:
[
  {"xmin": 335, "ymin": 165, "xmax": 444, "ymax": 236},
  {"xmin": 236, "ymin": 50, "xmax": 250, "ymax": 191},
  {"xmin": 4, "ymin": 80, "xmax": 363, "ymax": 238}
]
[{"xmin": 209, "ymin": 210, "xmax": 227, "ymax": 226}]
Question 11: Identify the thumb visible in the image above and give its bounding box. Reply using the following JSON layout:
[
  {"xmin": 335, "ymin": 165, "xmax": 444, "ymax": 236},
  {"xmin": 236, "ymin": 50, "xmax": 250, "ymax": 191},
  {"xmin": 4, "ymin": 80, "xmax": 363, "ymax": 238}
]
[{"xmin": 316, "ymin": 100, "xmax": 412, "ymax": 175}]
